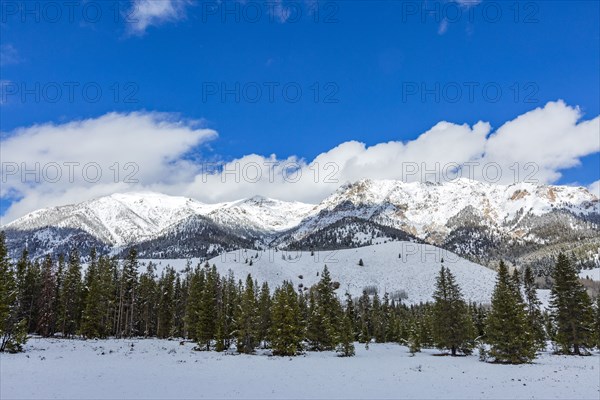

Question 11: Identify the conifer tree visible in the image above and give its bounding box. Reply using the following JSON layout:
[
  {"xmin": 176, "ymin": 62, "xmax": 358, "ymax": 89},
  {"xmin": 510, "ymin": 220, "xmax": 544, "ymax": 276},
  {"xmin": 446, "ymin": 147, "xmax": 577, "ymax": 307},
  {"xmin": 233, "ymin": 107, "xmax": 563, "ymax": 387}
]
[
  {"xmin": 137, "ymin": 262, "xmax": 158, "ymax": 337},
  {"xmin": 357, "ymin": 290, "xmax": 371, "ymax": 343},
  {"xmin": 270, "ymin": 281, "xmax": 303, "ymax": 356},
  {"xmin": 36, "ymin": 255, "xmax": 56, "ymax": 337},
  {"xmin": 236, "ymin": 274, "xmax": 259, "ymax": 354},
  {"xmin": 307, "ymin": 266, "xmax": 340, "ymax": 350},
  {"xmin": 0, "ymin": 232, "xmax": 27, "ymax": 353},
  {"xmin": 197, "ymin": 264, "xmax": 218, "ymax": 350},
  {"xmin": 184, "ymin": 265, "xmax": 204, "ymax": 340},
  {"xmin": 431, "ymin": 266, "xmax": 473, "ymax": 356},
  {"xmin": 118, "ymin": 248, "xmax": 138, "ymax": 337},
  {"xmin": 59, "ymin": 249, "xmax": 82, "ymax": 337},
  {"xmin": 81, "ymin": 253, "xmax": 110, "ymax": 338},
  {"xmin": 257, "ymin": 282, "xmax": 272, "ymax": 348},
  {"xmin": 595, "ymin": 296, "xmax": 600, "ymax": 350},
  {"xmin": 523, "ymin": 266, "xmax": 546, "ymax": 351},
  {"xmin": 157, "ymin": 267, "xmax": 176, "ymax": 338},
  {"xmin": 486, "ymin": 261, "xmax": 535, "ymax": 363},
  {"xmin": 336, "ymin": 313, "xmax": 355, "ymax": 357},
  {"xmin": 550, "ymin": 253, "xmax": 595, "ymax": 355}
]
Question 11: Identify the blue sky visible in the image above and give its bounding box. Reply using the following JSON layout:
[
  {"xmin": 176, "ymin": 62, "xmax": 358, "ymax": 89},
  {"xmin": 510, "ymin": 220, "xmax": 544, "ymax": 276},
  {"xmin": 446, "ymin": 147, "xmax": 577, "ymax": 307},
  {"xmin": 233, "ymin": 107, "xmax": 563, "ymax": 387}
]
[{"xmin": 1, "ymin": 0, "xmax": 599, "ymax": 219}]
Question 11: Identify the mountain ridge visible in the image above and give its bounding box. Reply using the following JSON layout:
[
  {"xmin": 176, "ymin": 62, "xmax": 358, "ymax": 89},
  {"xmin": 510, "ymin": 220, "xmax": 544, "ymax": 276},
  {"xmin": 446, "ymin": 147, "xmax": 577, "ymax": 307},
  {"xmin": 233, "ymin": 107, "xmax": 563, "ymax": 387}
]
[{"xmin": 3, "ymin": 178, "xmax": 598, "ymax": 273}]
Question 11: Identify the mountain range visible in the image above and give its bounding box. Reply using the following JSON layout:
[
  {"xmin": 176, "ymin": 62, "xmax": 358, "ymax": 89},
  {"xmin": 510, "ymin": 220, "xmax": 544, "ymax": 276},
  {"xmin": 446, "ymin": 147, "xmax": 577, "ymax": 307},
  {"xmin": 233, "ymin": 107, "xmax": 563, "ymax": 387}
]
[{"xmin": 3, "ymin": 178, "xmax": 599, "ymax": 274}]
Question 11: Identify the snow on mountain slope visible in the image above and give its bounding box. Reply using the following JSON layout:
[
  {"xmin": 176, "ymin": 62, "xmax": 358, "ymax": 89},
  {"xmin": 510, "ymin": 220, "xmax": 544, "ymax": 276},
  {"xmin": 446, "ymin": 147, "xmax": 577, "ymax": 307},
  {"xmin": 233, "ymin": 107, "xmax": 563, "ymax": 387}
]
[
  {"xmin": 4, "ymin": 192, "xmax": 315, "ymax": 246},
  {"xmin": 3, "ymin": 192, "xmax": 220, "ymax": 246},
  {"xmin": 3, "ymin": 179, "xmax": 597, "ymax": 254},
  {"xmin": 287, "ymin": 178, "xmax": 598, "ymax": 243},
  {"xmin": 142, "ymin": 241, "xmax": 499, "ymax": 304},
  {"xmin": 206, "ymin": 195, "xmax": 315, "ymax": 237}
]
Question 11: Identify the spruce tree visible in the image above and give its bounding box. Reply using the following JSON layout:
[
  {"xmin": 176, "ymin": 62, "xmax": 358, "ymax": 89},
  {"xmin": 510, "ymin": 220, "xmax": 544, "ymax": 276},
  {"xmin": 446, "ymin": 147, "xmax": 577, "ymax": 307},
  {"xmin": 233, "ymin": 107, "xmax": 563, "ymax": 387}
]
[
  {"xmin": 270, "ymin": 281, "xmax": 303, "ymax": 356},
  {"xmin": 257, "ymin": 282, "xmax": 272, "ymax": 348},
  {"xmin": 595, "ymin": 296, "xmax": 600, "ymax": 350},
  {"xmin": 432, "ymin": 266, "xmax": 473, "ymax": 356},
  {"xmin": 486, "ymin": 261, "xmax": 535, "ymax": 363},
  {"xmin": 307, "ymin": 266, "xmax": 340, "ymax": 350},
  {"xmin": 550, "ymin": 253, "xmax": 595, "ymax": 355},
  {"xmin": 157, "ymin": 267, "xmax": 176, "ymax": 339},
  {"xmin": 184, "ymin": 265, "xmax": 204, "ymax": 341},
  {"xmin": 0, "ymin": 232, "xmax": 28, "ymax": 353},
  {"xmin": 336, "ymin": 313, "xmax": 355, "ymax": 357},
  {"xmin": 137, "ymin": 262, "xmax": 158, "ymax": 337},
  {"xmin": 236, "ymin": 274, "xmax": 259, "ymax": 354},
  {"xmin": 81, "ymin": 254, "xmax": 109, "ymax": 338},
  {"xmin": 197, "ymin": 264, "xmax": 218, "ymax": 350},
  {"xmin": 117, "ymin": 248, "xmax": 138, "ymax": 337},
  {"xmin": 36, "ymin": 255, "xmax": 56, "ymax": 337},
  {"xmin": 59, "ymin": 249, "xmax": 82, "ymax": 337},
  {"xmin": 523, "ymin": 266, "xmax": 546, "ymax": 351}
]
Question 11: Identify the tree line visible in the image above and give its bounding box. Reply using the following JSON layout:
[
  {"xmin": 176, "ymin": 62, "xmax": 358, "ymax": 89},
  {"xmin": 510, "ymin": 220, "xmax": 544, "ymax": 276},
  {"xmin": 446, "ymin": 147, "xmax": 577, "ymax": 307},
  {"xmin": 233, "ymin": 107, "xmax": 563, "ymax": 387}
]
[{"xmin": 1, "ymin": 232, "xmax": 599, "ymax": 363}]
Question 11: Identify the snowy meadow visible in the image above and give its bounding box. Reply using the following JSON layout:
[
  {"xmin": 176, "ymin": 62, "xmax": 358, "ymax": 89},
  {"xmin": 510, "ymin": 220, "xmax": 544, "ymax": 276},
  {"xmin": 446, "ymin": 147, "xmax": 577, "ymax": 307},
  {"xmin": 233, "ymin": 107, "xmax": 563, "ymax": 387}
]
[{"xmin": 2, "ymin": 338, "xmax": 599, "ymax": 400}]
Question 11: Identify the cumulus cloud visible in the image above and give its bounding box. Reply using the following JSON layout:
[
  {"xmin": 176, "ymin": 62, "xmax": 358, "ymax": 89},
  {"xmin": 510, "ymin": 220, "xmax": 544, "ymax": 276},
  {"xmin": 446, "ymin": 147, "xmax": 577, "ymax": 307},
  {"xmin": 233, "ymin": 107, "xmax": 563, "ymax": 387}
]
[
  {"xmin": 125, "ymin": 0, "xmax": 192, "ymax": 35},
  {"xmin": 1, "ymin": 101, "xmax": 598, "ymax": 223},
  {"xmin": 0, "ymin": 112, "xmax": 216, "ymax": 222},
  {"xmin": 589, "ymin": 180, "xmax": 600, "ymax": 198}
]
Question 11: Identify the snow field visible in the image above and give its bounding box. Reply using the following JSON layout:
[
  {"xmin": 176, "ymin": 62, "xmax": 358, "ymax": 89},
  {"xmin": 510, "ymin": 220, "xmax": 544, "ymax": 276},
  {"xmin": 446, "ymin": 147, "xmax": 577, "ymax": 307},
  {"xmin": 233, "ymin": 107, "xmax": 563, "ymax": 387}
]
[{"xmin": 2, "ymin": 338, "xmax": 598, "ymax": 400}]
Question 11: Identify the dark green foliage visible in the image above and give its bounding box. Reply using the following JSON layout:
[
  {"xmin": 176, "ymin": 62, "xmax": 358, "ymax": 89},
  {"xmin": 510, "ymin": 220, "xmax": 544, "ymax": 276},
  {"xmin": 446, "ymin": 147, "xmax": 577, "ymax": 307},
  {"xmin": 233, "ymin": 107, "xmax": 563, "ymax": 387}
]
[
  {"xmin": 0, "ymin": 232, "xmax": 28, "ymax": 352},
  {"xmin": 523, "ymin": 266, "xmax": 546, "ymax": 351},
  {"xmin": 550, "ymin": 253, "xmax": 595, "ymax": 355},
  {"xmin": 257, "ymin": 282, "xmax": 272, "ymax": 348},
  {"xmin": 270, "ymin": 281, "xmax": 303, "ymax": 356},
  {"xmin": 236, "ymin": 274, "xmax": 259, "ymax": 354},
  {"xmin": 157, "ymin": 267, "xmax": 176, "ymax": 338},
  {"xmin": 432, "ymin": 266, "xmax": 474, "ymax": 356},
  {"xmin": 486, "ymin": 261, "xmax": 536, "ymax": 364},
  {"xmin": 59, "ymin": 249, "xmax": 82, "ymax": 337},
  {"xmin": 336, "ymin": 313, "xmax": 355, "ymax": 357},
  {"xmin": 36, "ymin": 255, "xmax": 56, "ymax": 337},
  {"xmin": 307, "ymin": 266, "xmax": 341, "ymax": 350}
]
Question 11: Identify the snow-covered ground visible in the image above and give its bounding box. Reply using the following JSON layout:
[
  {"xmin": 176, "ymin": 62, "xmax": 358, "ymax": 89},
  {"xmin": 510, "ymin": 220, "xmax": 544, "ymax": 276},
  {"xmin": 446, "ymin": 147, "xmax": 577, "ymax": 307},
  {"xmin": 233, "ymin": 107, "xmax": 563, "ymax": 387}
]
[
  {"xmin": 143, "ymin": 241, "xmax": 499, "ymax": 304},
  {"xmin": 579, "ymin": 267, "xmax": 600, "ymax": 281},
  {"xmin": 2, "ymin": 338, "xmax": 598, "ymax": 400}
]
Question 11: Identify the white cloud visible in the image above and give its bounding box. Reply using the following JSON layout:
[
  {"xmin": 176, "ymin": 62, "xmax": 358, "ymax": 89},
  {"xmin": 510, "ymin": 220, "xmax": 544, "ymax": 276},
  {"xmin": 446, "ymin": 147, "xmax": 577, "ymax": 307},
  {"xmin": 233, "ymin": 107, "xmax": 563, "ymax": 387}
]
[
  {"xmin": 589, "ymin": 180, "xmax": 600, "ymax": 198},
  {"xmin": 0, "ymin": 112, "xmax": 216, "ymax": 223},
  {"xmin": 1, "ymin": 101, "xmax": 598, "ymax": 223},
  {"xmin": 125, "ymin": 0, "xmax": 192, "ymax": 35}
]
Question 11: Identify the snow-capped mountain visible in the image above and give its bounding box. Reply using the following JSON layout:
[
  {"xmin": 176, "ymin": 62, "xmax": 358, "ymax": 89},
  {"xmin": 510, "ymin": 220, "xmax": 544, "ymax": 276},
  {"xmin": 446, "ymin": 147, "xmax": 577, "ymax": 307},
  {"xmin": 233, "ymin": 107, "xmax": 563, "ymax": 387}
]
[
  {"xmin": 282, "ymin": 178, "xmax": 598, "ymax": 243},
  {"xmin": 3, "ymin": 192, "xmax": 315, "ymax": 247},
  {"xmin": 3, "ymin": 179, "xmax": 598, "ymax": 271}
]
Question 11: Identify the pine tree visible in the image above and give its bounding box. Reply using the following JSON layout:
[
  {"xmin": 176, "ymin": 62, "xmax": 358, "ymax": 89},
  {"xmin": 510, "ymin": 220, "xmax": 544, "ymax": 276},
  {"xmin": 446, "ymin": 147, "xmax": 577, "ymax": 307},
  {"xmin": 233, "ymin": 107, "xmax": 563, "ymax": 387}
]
[
  {"xmin": 81, "ymin": 252, "xmax": 110, "ymax": 338},
  {"xmin": 270, "ymin": 281, "xmax": 303, "ymax": 356},
  {"xmin": 117, "ymin": 248, "xmax": 138, "ymax": 337},
  {"xmin": 0, "ymin": 232, "xmax": 28, "ymax": 353},
  {"xmin": 157, "ymin": 267, "xmax": 176, "ymax": 339},
  {"xmin": 336, "ymin": 313, "xmax": 355, "ymax": 357},
  {"xmin": 550, "ymin": 253, "xmax": 595, "ymax": 355},
  {"xmin": 36, "ymin": 255, "xmax": 56, "ymax": 337},
  {"xmin": 197, "ymin": 264, "xmax": 218, "ymax": 350},
  {"xmin": 137, "ymin": 262, "xmax": 158, "ymax": 337},
  {"xmin": 59, "ymin": 249, "xmax": 82, "ymax": 337},
  {"xmin": 357, "ymin": 290, "xmax": 371, "ymax": 344},
  {"xmin": 431, "ymin": 266, "xmax": 474, "ymax": 356},
  {"xmin": 307, "ymin": 266, "xmax": 340, "ymax": 350},
  {"xmin": 594, "ymin": 296, "xmax": 600, "ymax": 350},
  {"xmin": 184, "ymin": 265, "xmax": 204, "ymax": 341},
  {"xmin": 486, "ymin": 261, "xmax": 535, "ymax": 363},
  {"xmin": 257, "ymin": 282, "xmax": 272, "ymax": 348},
  {"xmin": 236, "ymin": 274, "xmax": 258, "ymax": 354},
  {"xmin": 523, "ymin": 266, "xmax": 546, "ymax": 351}
]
